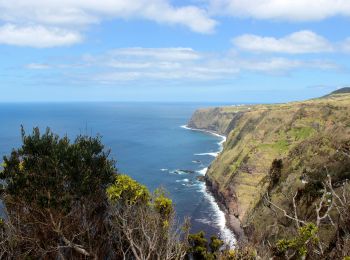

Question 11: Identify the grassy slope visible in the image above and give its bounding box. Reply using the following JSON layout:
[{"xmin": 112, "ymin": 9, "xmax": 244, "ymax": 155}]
[{"xmin": 188, "ymin": 93, "xmax": 350, "ymax": 249}]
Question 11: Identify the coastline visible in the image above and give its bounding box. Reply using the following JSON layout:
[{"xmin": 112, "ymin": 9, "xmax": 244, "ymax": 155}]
[{"xmin": 180, "ymin": 125, "xmax": 236, "ymax": 248}]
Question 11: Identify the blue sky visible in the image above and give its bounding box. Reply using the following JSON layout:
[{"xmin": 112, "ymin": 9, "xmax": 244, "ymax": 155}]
[{"xmin": 0, "ymin": 0, "xmax": 349, "ymax": 103}]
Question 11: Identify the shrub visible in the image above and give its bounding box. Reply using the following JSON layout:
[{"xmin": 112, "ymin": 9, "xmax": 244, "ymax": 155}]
[
  {"xmin": 268, "ymin": 159, "xmax": 283, "ymax": 191},
  {"xmin": 107, "ymin": 174, "xmax": 150, "ymax": 205},
  {"xmin": 275, "ymin": 223, "xmax": 319, "ymax": 258},
  {"xmin": 0, "ymin": 127, "xmax": 188, "ymax": 259}
]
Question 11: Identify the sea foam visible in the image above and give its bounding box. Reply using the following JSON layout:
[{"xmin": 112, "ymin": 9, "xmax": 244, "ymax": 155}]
[
  {"xmin": 197, "ymin": 167, "xmax": 208, "ymax": 176},
  {"xmin": 199, "ymin": 182, "xmax": 236, "ymax": 248},
  {"xmin": 195, "ymin": 152, "xmax": 219, "ymax": 157},
  {"xmin": 181, "ymin": 125, "xmax": 236, "ymax": 248}
]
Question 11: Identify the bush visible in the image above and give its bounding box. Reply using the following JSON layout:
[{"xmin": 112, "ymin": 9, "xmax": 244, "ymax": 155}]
[
  {"xmin": 107, "ymin": 174, "xmax": 150, "ymax": 205},
  {"xmin": 1, "ymin": 127, "xmax": 115, "ymax": 210},
  {"xmin": 268, "ymin": 159, "xmax": 283, "ymax": 191},
  {"xmin": 275, "ymin": 223, "xmax": 319, "ymax": 258},
  {"xmin": 0, "ymin": 127, "xmax": 188, "ymax": 259},
  {"xmin": 188, "ymin": 231, "xmax": 226, "ymax": 259}
]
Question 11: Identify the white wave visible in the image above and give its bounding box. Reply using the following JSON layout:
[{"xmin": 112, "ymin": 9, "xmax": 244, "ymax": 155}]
[
  {"xmin": 195, "ymin": 152, "xmax": 218, "ymax": 157},
  {"xmin": 181, "ymin": 124, "xmax": 236, "ymax": 248},
  {"xmin": 182, "ymin": 183, "xmax": 195, "ymax": 187},
  {"xmin": 199, "ymin": 182, "xmax": 236, "ymax": 248},
  {"xmin": 192, "ymin": 160, "xmax": 201, "ymax": 164},
  {"xmin": 180, "ymin": 125, "xmax": 191, "ymax": 130},
  {"xmin": 181, "ymin": 125, "xmax": 226, "ymax": 142},
  {"xmin": 176, "ymin": 178, "xmax": 190, "ymax": 183},
  {"xmin": 195, "ymin": 218, "xmax": 212, "ymax": 225},
  {"xmin": 181, "ymin": 124, "xmax": 226, "ymax": 156},
  {"xmin": 170, "ymin": 170, "xmax": 184, "ymax": 175},
  {"xmin": 218, "ymin": 136, "xmax": 227, "ymax": 147},
  {"xmin": 160, "ymin": 168, "xmax": 168, "ymax": 172},
  {"xmin": 197, "ymin": 167, "xmax": 208, "ymax": 176}
]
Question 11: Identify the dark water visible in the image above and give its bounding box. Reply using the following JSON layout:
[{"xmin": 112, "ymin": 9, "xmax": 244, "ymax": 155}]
[{"xmin": 0, "ymin": 102, "xmax": 235, "ymax": 244}]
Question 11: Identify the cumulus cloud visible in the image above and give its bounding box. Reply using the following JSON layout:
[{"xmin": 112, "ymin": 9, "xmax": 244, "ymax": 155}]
[
  {"xmin": 232, "ymin": 30, "xmax": 334, "ymax": 54},
  {"xmin": 209, "ymin": 0, "xmax": 350, "ymax": 21},
  {"xmin": 0, "ymin": 24, "xmax": 82, "ymax": 48},
  {"xmin": 0, "ymin": 0, "xmax": 216, "ymax": 48}
]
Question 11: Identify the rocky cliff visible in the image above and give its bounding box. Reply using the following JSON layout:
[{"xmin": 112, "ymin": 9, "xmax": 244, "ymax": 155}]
[
  {"xmin": 188, "ymin": 91, "xmax": 350, "ymax": 255},
  {"xmin": 187, "ymin": 106, "xmax": 248, "ymax": 136}
]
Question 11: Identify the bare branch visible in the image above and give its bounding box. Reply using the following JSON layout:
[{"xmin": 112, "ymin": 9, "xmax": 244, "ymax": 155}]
[{"xmin": 264, "ymin": 192, "xmax": 306, "ymax": 227}]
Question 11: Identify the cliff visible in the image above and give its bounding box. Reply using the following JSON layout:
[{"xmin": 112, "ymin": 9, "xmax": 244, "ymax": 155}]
[
  {"xmin": 187, "ymin": 106, "xmax": 248, "ymax": 136},
  {"xmin": 188, "ymin": 91, "xmax": 350, "ymax": 254}
]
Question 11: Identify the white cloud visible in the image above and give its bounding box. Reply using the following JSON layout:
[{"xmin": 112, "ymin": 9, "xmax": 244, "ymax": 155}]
[
  {"xmin": 232, "ymin": 31, "xmax": 334, "ymax": 54},
  {"xmin": 209, "ymin": 0, "xmax": 350, "ymax": 21},
  {"xmin": 81, "ymin": 47, "xmax": 238, "ymax": 81},
  {"xmin": 240, "ymin": 58, "xmax": 303, "ymax": 72},
  {"xmin": 106, "ymin": 48, "xmax": 201, "ymax": 61},
  {"xmin": 0, "ymin": 24, "xmax": 82, "ymax": 48},
  {"xmin": 26, "ymin": 47, "xmax": 338, "ymax": 82},
  {"xmin": 235, "ymin": 57, "xmax": 338, "ymax": 74},
  {"xmin": 0, "ymin": 0, "xmax": 216, "ymax": 48},
  {"xmin": 25, "ymin": 63, "xmax": 51, "ymax": 70}
]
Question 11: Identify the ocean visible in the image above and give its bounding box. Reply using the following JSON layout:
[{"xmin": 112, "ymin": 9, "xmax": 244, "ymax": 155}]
[{"xmin": 0, "ymin": 102, "xmax": 235, "ymax": 246}]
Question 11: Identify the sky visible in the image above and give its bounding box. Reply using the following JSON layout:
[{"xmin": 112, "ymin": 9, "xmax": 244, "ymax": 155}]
[{"xmin": 0, "ymin": 0, "xmax": 349, "ymax": 103}]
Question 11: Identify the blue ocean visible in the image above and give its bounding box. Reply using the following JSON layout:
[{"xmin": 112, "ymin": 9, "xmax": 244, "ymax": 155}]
[{"xmin": 0, "ymin": 102, "xmax": 235, "ymax": 245}]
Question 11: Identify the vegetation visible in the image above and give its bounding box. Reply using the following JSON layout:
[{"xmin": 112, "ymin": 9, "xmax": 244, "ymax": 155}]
[
  {"xmin": 267, "ymin": 158, "xmax": 283, "ymax": 191},
  {"xmin": 189, "ymin": 91, "xmax": 350, "ymax": 259},
  {"xmin": 0, "ymin": 127, "xmax": 188, "ymax": 259},
  {"xmin": 275, "ymin": 223, "xmax": 319, "ymax": 258}
]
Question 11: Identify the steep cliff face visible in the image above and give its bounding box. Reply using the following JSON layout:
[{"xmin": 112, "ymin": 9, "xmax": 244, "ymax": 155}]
[
  {"xmin": 187, "ymin": 106, "xmax": 246, "ymax": 136},
  {"xmin": 188, "ymin": 93, "xmax": 350, "ymax": 249}
]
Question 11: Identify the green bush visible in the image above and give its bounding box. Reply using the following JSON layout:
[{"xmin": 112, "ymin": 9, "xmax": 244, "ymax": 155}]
[
  {"xmin": 107, "ymin": 174, "xmax": 150, "ymax": 205},
  {"xmin": 275, "ymin": 223, "xmax": 319, "ymax": 258},
  {"xmin": 0, "ymin": 127, "xmax": 115, "ymax": 211}
]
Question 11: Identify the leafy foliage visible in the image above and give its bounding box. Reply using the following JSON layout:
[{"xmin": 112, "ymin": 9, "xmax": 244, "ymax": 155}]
[
  {"xmin": 275, "ymin": 223, "xmax": 319, "ymax": 258},
  {"xmin": 153, "ymin": 188, "xmax": 174, "ymax": 219},
  {"xmin": 188, "ymin": 231, "xmax": 208, "ymax": 258},
  {"xmin": 188, "ymin": 231, "xmax": 227, "ymax": 260},
  {"xmin": 107, "ymin": 174, "xmax": 150, "ymax": 205},
  {"xmin": 221, "ymin": 247, "xmax": 257, "ymax": 260},
  {"xmin": 0, "ymin": 127, "xmax": 115, "ymax": 210},
  {"xmin": 209, "ymin": 235, "xmax": 224, "ymax": 252},
  {"xmin": 268, "ymin": 158, "xmax": 283, "ymax": 191}
]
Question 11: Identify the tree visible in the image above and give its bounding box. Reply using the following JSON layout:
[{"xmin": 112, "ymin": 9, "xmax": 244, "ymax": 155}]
[
  {"xmin": 0, "ymin": 127, "xmax": 188, "ymax": 259},
  {"xmin": 0, "ymin": 127, "xmax": 116, "ymax": 258},
  {"xmin": 268, "ymin": 159, "xmax": 283, "ymax": 191},
  {"xmin": 107, "ymin": 175, "xmax": 188, "ymax": 260},
  {"xmin": 1, "ymin": 127, "xmax": 115, "ymax": 209},
  {"xmin": 264, "ymin": 174, "xmax": 350, "ymax": 259},
  {"xmin": 188, "ymin": 231, "xmax": 227, "ymax": 260}
]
